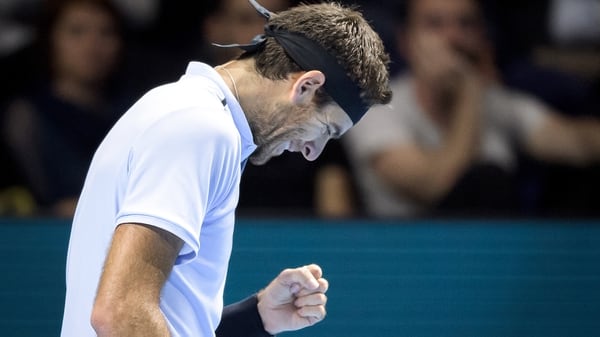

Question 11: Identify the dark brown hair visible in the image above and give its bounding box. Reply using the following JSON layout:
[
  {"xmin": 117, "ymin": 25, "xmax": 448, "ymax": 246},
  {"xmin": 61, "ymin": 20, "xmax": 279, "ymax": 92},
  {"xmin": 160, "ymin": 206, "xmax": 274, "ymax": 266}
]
[{"xmin": 243, "ymin": 2, "xmax": 392, "ymax": 108}]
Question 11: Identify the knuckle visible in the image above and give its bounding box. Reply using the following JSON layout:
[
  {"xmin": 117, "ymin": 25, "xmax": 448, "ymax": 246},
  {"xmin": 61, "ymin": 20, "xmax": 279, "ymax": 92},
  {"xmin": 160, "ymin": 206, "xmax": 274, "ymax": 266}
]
[
  {"xmin": 315, "ymin": 293, "xmax": 327, "ymax": 304},
  {"xmin": 320, "ymin": 278, "xmax": 329, "ymax": 290},
  {"xmin": 280, "ymin": 268, "xmax": 293, "ymax": 276},
  {"xmin": 320, "ymin": 306, "xmax": 327, "ymax": 318}
]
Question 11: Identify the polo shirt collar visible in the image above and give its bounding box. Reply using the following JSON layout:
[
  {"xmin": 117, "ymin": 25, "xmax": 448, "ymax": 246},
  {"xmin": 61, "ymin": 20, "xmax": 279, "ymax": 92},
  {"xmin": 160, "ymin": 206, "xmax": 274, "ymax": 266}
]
[{"xmin": 184, "ymin": 62, "xmax": 257, "ymax": 162}]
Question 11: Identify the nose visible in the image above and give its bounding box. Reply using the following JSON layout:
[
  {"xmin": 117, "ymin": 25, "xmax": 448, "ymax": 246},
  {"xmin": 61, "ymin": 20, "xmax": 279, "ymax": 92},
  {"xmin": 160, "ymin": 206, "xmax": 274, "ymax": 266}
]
[
  {"xmin": 444, "ymin": 16, "xmax": 478, "ymax": 49},
  {"xmin": 300, "ymin": 136, "xmax": 329, "ymax": 161}
]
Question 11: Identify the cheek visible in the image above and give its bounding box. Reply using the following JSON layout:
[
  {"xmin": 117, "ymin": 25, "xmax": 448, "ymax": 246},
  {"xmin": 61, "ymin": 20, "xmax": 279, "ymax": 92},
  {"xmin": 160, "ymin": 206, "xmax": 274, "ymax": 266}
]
[
  {"xmin": 95, "ymin": 37, "xmax": 121, "ymax": 63},
  {"xmin": 296, "ymin": 121, "xmax": 325, "ymax": 141},
  {"xmin": 52, "ymin": 33, "xmax": 80, "ymax": 69}
]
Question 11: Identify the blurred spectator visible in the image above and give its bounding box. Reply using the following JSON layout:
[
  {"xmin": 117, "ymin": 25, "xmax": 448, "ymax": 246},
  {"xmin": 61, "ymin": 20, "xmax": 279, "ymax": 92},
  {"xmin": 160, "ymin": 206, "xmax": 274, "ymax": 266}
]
[
  {"xmin": 238, "ymin": 139, "xmax": 360, "ymax": 218},
  {"xmin": 482, "ymin": 0, "xmax": 599, "ymax": 117},
  {"xmin": 1, "ymin": 0, "xmax": 130, "ymax": 217},
  {"xmin": 343, "ymin": 0, "xmax": 600, "ymax": 218},
  {"xmin": 110, "ymin": 0, "xmax": 160, "ymax": 31},
  {"xmin": 108, "ymin": 0, "xmax": 208, "ymax": 98},
  {"xmin": 0, "ymin": 0, "xmax": 40, "ymax": 216},
  {"xmin": 0, "ymin": 1, "xmax": 38, "ymax": 56},
  {"xmin": 0, "ymin": 0, "xmax": 41, "ymax": 109},
  {"xmin": 465, "ymin": 0, "xmax": 600, "ymax": 216},
  {"xmin": 548, "ymin": 0, "xmax": 600, "ymax": 47},
  {"xmin": 201, "ymin": 0, "xmax": 294, "ymax": 65}
]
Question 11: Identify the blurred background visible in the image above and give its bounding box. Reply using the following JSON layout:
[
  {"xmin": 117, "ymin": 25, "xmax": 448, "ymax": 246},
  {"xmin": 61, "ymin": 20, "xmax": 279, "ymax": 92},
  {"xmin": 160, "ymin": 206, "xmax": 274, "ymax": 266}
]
[
  {"xmin": 0, "ymin": 1, "xmax": 599, "ymax": 336},
  {"xmin": 0, "ymin": 0, "xmax": 599, "ymax": 219}
]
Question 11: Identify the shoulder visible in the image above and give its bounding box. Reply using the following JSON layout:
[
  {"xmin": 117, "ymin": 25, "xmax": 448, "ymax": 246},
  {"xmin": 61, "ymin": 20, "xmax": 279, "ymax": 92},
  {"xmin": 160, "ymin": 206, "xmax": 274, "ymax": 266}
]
[
  {"xmin": 365, "ymin": 75, "xmax": 415, "ymax": 121},
  {"xmin": 485, "ymin": 85, "xmax": 550, "ymax": 135},
  {"xmin": 348, "ymin": 75, "xmax": 416, "ymax": 137},
  {"xmin": 486, "ymin": 85, "xmax": 550, "ymax": 113},
  {"xmin": 130, "ymin": 76, "xmax": 237, "ymax": 144},
  {"xmin": 344, "ymin": 74, "xmax": 422, "ymax": 160},
  {"xmin": 138, "ymin": 107, "xmax": 239, "ymax": 156},
  {"xmin": 140, "ymin": 77, "xmax": 225, "ymax": 112}
]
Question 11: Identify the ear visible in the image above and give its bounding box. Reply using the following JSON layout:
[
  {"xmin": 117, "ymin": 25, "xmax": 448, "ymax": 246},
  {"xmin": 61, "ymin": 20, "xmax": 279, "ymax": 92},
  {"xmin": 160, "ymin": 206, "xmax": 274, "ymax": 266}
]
[{"xmin": 290, "ymin": 70, "xmax": 325, "ymax": 105}]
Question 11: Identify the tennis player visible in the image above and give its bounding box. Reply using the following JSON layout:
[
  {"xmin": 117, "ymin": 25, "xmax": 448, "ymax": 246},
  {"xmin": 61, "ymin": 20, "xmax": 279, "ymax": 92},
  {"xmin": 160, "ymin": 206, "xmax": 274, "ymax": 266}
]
[{"xmin": 60, "ymin": 1, "xmax": 391, "ymax": 336}]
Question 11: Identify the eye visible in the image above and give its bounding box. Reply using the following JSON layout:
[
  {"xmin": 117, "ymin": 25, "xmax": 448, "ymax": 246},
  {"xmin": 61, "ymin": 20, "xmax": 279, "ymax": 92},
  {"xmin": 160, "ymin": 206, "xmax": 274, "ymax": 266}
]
[{"xmin": 321, "ymin": 123, "xmax": 332, "ymax": 137}]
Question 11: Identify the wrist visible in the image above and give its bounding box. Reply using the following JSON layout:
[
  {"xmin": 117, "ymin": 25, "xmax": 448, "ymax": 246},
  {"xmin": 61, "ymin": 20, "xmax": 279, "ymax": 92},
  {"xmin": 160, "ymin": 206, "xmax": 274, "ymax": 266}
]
[
  {"xmin": 256, "ymin": 290, "xmax": 277, "ymax": 335},
  {"xmin": 216, "ymin": 294, "xmax": 273, "ymax": 337}
]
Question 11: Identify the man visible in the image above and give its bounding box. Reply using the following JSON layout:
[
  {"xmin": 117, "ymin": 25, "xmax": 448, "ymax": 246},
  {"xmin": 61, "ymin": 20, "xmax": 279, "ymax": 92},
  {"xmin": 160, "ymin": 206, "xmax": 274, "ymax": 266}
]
[
  {"xmin": 202, "ymin": 0, "xmax": 359, "ymax": 219},
  {"xmin": 344, "ymin": 0, "xmax": 600, "ymax": 217},
  {"xmin": 60, "ymin": 1, "xmax": 391, "ymax": 336}
]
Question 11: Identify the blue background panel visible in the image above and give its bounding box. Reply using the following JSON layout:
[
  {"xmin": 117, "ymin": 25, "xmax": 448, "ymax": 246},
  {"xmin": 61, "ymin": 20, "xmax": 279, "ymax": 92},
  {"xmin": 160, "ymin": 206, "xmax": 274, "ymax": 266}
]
[{"xmin": 1, "ymin": 218, "xmax": 599, "ymax": 337}]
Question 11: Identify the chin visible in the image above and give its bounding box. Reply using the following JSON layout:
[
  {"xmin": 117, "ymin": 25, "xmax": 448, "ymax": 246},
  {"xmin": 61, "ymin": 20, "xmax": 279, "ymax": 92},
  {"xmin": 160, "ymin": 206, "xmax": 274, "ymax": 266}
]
[
  {"xmin": 248, "ymin": 154, "xmax": 272, "ymax": 166},
  {"xmin": 249, "ymin": 143, "xmax": 284, "ymax": 166}
]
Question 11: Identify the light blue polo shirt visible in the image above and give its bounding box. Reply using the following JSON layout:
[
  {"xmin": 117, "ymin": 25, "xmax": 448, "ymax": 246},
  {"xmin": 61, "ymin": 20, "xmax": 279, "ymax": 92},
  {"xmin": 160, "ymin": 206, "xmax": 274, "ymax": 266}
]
[{"xmin": 61, "ymin": 62, "xmax": 257, "ymax": 337}]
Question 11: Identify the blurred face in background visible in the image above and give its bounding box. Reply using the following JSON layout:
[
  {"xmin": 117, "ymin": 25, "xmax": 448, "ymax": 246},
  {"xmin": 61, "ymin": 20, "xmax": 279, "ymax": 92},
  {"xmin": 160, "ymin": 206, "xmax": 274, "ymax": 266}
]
[
  {"xmin": 405, "ymin": 0, "xmax": 486, "ymax": 67},
  {"xmin": 203, "ymin": 0, "xmax": 291, "ymax": 64},
  {"xmin": 50, "ymin": 1, "xmax": 122, "ymax": 85}
]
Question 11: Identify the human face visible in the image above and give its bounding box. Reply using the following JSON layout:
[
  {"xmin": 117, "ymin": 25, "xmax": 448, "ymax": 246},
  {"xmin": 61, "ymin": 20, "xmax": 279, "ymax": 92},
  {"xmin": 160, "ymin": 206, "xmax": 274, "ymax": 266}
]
[
  {"xmin": 407, "ymin": 0, "xmax": 485, "ymax": 65},
  {"xmin": 248, "ymin": 101, "xmax": 353, "ymax": 165},
  {"xmin": 51, "ymin": 2, "xmax": 121, "ymax": 85}
]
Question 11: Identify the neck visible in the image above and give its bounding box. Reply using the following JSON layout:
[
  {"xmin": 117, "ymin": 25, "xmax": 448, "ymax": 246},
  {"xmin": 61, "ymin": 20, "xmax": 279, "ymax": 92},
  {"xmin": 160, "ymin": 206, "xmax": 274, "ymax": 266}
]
[
  {"xmin": 215, "ymin": 59, "xmax": 269, "ymax": 114},
  {"xmin": 220, "ymin": 66, "xmax": 240, "ymax": 102},
  {"xmin": 214, "ymin": 59, "xmax": 292, "ymax": 133},
  {"xmin": 215, "ymin": 61, "xmax": 244, "ymax": 102}
]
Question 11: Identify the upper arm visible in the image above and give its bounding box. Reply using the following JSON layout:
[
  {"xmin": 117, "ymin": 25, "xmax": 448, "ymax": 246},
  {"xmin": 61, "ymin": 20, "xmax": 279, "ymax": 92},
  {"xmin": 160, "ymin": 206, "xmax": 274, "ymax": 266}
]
[
  {"xmin": 118, "ymin": 108, "xmax": 239, "ymax": 263},
  {"xmin": 92, "ymin": 223, "xmax": 184, "ymax": 334}
]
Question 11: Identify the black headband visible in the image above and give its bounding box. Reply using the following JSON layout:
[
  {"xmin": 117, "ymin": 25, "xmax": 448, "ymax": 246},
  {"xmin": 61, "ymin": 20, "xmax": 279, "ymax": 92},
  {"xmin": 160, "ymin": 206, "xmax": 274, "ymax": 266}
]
[{"xmin": 212, "ymin": 0, "xmax": 369, "ymax": 124}]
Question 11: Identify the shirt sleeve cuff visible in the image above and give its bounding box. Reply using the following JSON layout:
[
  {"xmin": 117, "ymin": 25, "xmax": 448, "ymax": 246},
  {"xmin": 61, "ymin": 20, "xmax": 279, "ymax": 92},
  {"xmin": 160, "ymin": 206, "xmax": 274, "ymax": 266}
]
[{"xmin": 216, "ymin": 294, "xmax": 274, "ymax": 337}]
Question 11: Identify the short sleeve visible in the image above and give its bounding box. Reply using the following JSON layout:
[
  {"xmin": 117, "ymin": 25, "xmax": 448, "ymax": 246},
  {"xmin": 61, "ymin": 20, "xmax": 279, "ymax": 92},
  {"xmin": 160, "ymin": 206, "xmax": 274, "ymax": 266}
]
[
  {"xmin": 116, "ymin": 107, "xmax": 239, "ymax": 264},
  {"xmin": 487, "ymin": 87, "xmax": 549, "ymax": 144}
]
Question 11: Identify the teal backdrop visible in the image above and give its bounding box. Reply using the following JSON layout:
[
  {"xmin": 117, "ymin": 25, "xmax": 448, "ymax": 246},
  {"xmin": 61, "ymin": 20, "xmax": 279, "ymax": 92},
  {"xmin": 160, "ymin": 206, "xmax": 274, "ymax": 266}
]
[{"xmin": 1, "ymin": 218, "xmax": 599, "ymax": 337}]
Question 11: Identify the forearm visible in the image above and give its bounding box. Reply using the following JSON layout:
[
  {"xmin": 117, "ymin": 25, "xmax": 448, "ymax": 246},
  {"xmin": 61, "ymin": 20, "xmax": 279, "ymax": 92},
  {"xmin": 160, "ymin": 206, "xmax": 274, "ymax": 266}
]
[
  {"xmin": 529, "ymin": 115, "xmax": 600, "ymax": 165},
  {"xmin": 92, "ymin": 302, "xmax": 171, "ymax": 337},
  {"xmin": 443, "ymin": 77, "xmax": 481, "ymax": 156},
  {"xmin": 376, "ymin": 133, "xmax": 481, "ymax": 206},
  {"xmin": 376, "ymin": 143, "xmax": 477, "ymax": 205},
  {"xmin": 410, "ymin": 77, "xmax": 483, "ymax": 202},
  {"xmin": 574, "ymin": 118, "xmax": 600, "ymax": 163}
]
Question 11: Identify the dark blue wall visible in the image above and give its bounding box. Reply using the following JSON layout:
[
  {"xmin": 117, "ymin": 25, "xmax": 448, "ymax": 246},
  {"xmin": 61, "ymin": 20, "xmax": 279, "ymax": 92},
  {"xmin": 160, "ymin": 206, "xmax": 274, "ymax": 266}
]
[{"xmin": 2, "ymin": 218, "xmax": 600, "ymax": 337}]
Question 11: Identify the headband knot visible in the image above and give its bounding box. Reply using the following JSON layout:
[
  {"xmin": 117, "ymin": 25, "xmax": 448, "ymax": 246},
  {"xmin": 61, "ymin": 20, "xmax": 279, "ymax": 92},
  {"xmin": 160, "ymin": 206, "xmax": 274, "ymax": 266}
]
[{"xmin": 212, "ymin": 0, "xmax": 369, "ymax": 124}]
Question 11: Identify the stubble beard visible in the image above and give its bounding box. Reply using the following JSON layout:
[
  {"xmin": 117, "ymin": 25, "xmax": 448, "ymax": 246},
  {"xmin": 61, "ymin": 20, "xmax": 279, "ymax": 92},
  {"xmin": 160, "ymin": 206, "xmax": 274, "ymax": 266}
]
[{"xmin": 246, "ymin": 100, "xmax": 313, "ymax": 165}]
